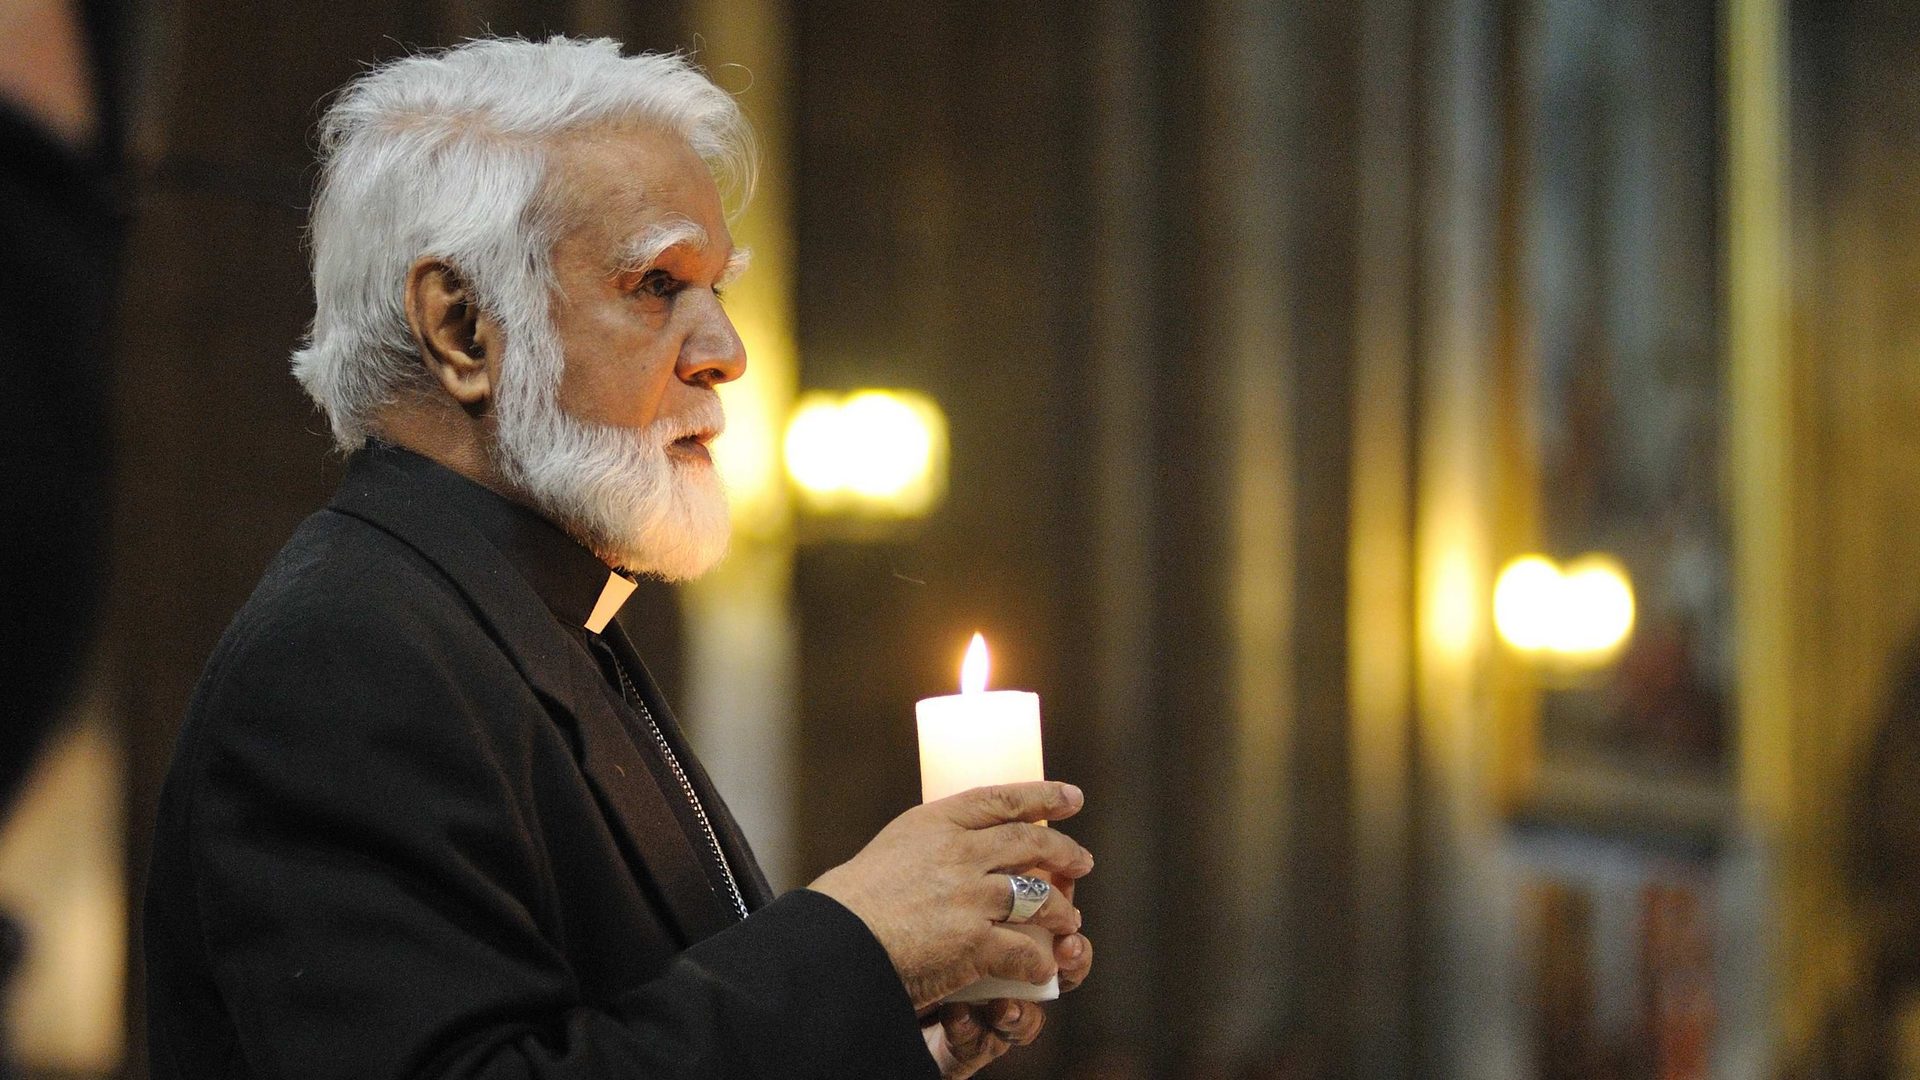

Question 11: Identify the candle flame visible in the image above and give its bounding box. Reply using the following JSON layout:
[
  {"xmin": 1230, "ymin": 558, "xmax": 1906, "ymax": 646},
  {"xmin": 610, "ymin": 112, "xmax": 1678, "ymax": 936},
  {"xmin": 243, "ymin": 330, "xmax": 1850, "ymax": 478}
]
[{"xmin": 960, "ymin": 633, "xmax": 990, "ymax": 694}]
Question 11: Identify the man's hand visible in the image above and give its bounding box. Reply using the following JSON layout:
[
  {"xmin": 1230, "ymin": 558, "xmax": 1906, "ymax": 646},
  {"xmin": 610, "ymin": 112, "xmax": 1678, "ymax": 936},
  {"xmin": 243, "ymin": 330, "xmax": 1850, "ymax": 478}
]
[
  {"xmin": 923, "ymin": 1000, "xmax": 1046, "ymax": 1079},
  {"xmin": 921, "ymin": 920, "xmax": 1097, "ymax": 1076},
  {"xmin": 917, "ymin": 922, "xmax": 1090, "ymax": 1068},
  {"xmin": 808, "ymin": 781, "xmax": 1094, "ymax": 1011}
]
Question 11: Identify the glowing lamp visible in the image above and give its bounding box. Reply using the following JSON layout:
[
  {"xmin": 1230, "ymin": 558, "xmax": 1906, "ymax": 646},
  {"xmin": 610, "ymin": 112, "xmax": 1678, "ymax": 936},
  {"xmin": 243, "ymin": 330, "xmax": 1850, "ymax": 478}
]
[
  {"xmin": 783, "ymin": 389, "xmax": 947, "ymax": 517},
  {"xmin": 1493, "ymin": 556, "xmax": 1566, "ymax": 652},
  {"xmin": 1493, "ymin": 553, "xmax": 1636, "ymax": 665}
]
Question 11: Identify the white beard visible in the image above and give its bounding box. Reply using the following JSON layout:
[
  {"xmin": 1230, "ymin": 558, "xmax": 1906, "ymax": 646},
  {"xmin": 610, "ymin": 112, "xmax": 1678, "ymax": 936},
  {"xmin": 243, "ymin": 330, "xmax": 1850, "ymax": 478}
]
[{"xmin": 488, "ymin": 324, "xmax": 731, "ymax": 582}]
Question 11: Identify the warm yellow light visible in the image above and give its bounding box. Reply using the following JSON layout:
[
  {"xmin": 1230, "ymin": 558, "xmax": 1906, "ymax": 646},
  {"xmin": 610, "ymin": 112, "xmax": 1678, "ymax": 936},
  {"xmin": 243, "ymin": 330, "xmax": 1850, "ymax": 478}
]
[
  {"xmin": 782, "ymin": 389, "xmax": 948, "ymax": 517},
  {"xmin": 1493, "ymin": 556, "xmax": 1564, "ymax": 652},
  {"xmin": 1493, "ymin": 553, "xmax": 1635, "ymax": 664},
  {"xmin": 783, "ymin": 396, "xmax": 851, "ymax": 496},
  {"xmin": 711, "ymin": 378, "xmax": 785, "ymax": 537},
  {"xmin": 840, "ymin": 392, "xmax": 934, "ymax": 497},
  {"xmin": 1555, "ymin": 556, "xmax": 1635, "ymax": 657},
  {"xmin": 960, "ymin": 632, "xmax": 990, "ymax": 694}
]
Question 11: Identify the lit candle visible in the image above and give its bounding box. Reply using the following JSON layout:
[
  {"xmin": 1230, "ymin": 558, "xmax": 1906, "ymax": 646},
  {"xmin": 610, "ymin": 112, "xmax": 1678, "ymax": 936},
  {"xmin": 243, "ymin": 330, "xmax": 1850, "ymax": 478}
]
[{"xmin": 916, "ymin": 633, "xmax": 1059, "ymax": 1003}]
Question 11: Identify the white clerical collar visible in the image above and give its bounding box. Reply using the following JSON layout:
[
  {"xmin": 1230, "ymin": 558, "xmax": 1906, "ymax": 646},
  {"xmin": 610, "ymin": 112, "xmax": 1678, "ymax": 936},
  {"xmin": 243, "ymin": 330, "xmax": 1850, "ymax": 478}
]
[{"xmin": 584, "ymin": 570, "xmax": 639, "ymax": 634}]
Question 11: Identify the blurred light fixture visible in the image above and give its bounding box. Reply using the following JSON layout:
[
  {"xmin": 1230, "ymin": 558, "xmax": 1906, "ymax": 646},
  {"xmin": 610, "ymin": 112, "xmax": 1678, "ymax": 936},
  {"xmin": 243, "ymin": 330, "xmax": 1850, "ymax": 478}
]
[
  {"xmin": 783, "ymin": 389, "xmax": 948, "ymax": 518},
  {"xmin": 1492, "ymin": 555, "xmax": 1564, "ymax": 651},
  {"xmin": 1493, "ymin": 552, "xmax": 1636, "ymax": 665}
]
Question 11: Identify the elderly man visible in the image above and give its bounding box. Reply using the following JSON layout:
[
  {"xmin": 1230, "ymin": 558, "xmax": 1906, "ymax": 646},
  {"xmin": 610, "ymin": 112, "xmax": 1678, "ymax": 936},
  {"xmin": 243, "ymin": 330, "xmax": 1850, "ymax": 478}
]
[{"xmin": 142, "ymin": 37, "xmax": 1094, "ymax": 1080}]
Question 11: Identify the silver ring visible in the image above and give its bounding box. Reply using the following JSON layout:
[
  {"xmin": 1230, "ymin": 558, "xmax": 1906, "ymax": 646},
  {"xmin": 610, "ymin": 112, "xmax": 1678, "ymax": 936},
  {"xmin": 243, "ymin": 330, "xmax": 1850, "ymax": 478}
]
[{"xmin": 1004, "ymin": 874, "xmax": 1050, "ymax": 924}]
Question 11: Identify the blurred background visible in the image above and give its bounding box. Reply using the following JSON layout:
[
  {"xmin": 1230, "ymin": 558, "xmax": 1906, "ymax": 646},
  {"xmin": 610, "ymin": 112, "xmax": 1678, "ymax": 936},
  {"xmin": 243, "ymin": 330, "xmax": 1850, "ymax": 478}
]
[{"xmin": 2, "ymin": 0, "xmax": 1918, "ymax": 1077}]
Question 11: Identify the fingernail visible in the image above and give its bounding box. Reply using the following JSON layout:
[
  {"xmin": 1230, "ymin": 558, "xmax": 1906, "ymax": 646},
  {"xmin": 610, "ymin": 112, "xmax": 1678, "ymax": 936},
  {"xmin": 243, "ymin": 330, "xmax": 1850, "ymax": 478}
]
[
  {"xmin": 1066, "ymin": 935, "xmax": 1085, "ymax": 958},
  {"xmin": 1060, "ymin": 783, "xmax": 1084, "ymax": 807},
  {"xmin": 1005, "ymin": 1004, "xmax": 1024, "ymax": 1026},
  {"xmin": 1072, "ymin": 907, "xmax": 1083, "ymax": 931}
]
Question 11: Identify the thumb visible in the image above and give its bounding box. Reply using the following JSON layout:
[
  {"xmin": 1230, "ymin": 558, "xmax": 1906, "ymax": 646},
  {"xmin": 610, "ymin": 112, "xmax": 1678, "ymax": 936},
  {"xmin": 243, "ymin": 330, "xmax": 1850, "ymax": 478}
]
[{"xmin": 934, "ymin": 782, "xmax": 1084, "ymax": 830}]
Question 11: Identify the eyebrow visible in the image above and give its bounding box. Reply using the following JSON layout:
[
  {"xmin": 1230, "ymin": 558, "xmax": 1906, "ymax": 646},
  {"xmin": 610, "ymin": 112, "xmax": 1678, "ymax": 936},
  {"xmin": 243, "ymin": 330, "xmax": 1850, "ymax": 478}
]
[
  {"xmin": 609, "ymin": 219, "xmax": 751, "ymax": 290},
  {"xmin": 611, "ymin": 218, "xmax": 708, "ymax": 276},
  {"xmin": 716, "ymin": 247, "xmax": 752, "ymax": 289}
]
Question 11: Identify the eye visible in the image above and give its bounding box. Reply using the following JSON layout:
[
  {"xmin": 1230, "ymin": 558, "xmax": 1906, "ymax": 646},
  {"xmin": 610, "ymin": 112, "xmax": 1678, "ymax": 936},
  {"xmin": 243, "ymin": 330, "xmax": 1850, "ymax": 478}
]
[{"xmin": 633, "ymin": 268, "xmax": 685, "ymax": 300}]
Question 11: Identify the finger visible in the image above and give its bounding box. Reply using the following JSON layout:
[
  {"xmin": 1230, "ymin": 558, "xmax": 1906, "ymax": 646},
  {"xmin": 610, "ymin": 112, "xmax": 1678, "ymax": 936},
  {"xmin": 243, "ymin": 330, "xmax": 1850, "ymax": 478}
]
[
  {"xmin": 979, "ymin": 925, "xmax": 1058, "ymax": 985},
  {"xmin": 973, "ymin": 873, "xmax": 1080, "ymax": 937},
  {"xmin": 935, "ymin": 782, "xmax": 1085, "ymax": 830},
  {"xmin": 940, "ymin": 1004, "xmax": 1008, "ymax": 1074},
  {"xmin": 938, "ymin": 1003, "xmax": 989, "ymax": 1054},
  {"xmin": 969, "ymin": 821, "xmax": 1094, "ymax": 879},
  {"xmin": 986, "ymin": 999, "xmax": 1047, "ymax": 1047},
  {"xmin": 1055, "ymin": 932, "xmax": 1093, "ymax": 992}
]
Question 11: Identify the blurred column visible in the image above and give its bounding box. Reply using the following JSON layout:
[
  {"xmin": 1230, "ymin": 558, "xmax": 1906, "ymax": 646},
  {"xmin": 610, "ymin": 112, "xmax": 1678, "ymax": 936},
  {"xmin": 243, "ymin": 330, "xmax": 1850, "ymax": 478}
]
[
  {"xmin": 1184, "ymin": 0, "xmax": 1298, "ymax": 1067},
  {"xmin": 1279, "ymin": 4, "xmax": 1367, "ymax": 1075},
  {"xmin": 675, "ymin": 0, "xmax": 803, "ymax": 891},
  {"xmin": 1724, "ymin": 0, "xmax": 1790, "ymax": 1069},
  {"xmin": 1349, "ymin": 0, "xmax": 1422, "ymax": 1076},
  {"xmin": 1075, "ymin": 0, "xmax": 1164, "ymax": 1071},
  {"xmin": 1725, "ymin": 0, "xmax": 1790, "ymax": 940},
  {"xmin": 1412, "ymin": 0, "xmax": 1523, "ymax": 1075}
]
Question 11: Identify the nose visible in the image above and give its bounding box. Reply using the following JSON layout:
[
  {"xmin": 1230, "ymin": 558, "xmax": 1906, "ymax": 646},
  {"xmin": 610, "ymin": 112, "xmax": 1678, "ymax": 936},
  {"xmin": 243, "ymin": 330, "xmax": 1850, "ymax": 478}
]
[{"xmin": 677, "ymin": 298, "xmax": 748, "ymax": 389}]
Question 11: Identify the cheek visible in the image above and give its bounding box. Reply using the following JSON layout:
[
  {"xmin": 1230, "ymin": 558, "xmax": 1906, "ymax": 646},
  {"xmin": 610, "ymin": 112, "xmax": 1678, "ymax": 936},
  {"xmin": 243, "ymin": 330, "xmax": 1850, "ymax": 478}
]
[{"xmin": 552, "ymin": 304, "xmax": 680, "ymax": 429}]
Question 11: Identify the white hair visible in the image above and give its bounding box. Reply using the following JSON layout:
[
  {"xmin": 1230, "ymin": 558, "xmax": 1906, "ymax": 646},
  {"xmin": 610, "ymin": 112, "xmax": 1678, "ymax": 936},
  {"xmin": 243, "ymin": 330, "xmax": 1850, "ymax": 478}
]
[
  {"xmin": 492, "ymin": 322, "xmax": 732, "ymax": 580},
  {"xmin": 291, "ymin": 36, "xmax": 755, "ymax": 448}
]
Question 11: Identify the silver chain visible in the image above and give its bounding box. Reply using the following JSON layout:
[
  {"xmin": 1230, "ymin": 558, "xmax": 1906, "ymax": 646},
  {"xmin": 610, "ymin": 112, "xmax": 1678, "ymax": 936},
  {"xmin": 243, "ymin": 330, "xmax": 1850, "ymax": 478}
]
[{"xmin": 611, "ymin": 659, "xmax": 750, "ymax": 922}]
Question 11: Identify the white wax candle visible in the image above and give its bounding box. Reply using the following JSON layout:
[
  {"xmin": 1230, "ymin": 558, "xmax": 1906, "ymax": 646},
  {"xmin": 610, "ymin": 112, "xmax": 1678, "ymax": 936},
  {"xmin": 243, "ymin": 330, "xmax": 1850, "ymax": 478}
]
[
  {"xmin": 916, "ymin": 692, "xmax": 1043, "ymax": 802},
  {"xmin": 915, "ymin": 633, "xmax": 1058, "ymax": 1004}
]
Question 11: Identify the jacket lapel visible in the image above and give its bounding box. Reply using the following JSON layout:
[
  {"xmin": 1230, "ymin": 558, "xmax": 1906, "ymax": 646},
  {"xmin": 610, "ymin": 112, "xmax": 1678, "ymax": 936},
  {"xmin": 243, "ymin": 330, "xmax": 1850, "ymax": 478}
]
[
  {"xmin": 328, "ymin": 452, "xmax": 740, "ymax": 945},
  {"xmin": 561, "ymin": 643, "xmax": 742, "ymax": 944},
  {"xmin": 602, "ymin": 624, "xmax": 776, "ymax": 911}
]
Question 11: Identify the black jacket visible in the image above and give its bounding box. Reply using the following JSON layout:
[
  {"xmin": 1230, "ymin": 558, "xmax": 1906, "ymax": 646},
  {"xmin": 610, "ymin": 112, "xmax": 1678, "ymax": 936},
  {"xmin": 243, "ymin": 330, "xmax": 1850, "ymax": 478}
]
[{"xmin": 143, "ymin": 444, "xmax": 938, "ymax": 1080}]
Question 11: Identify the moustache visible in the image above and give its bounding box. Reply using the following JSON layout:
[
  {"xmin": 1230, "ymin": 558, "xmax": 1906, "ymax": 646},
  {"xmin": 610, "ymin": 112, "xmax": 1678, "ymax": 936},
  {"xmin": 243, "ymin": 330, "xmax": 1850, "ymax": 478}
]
[{"xmin": 653, "ymin": 395, "xmax": 727, "ymax": 446}]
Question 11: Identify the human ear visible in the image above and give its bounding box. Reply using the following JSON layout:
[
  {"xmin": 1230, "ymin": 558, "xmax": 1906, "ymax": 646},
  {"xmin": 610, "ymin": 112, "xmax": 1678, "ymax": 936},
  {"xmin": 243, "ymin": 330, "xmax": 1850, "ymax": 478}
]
[{"xmin": 403, "ymin": 258, "xmax": 504, "ymax": 408}]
